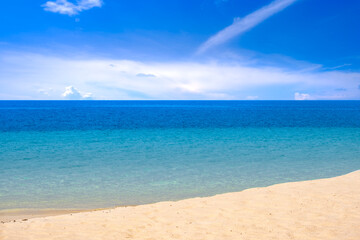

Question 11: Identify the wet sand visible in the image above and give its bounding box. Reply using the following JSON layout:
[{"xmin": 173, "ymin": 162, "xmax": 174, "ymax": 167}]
[
  {"xmin": 1, "ymin": 170, "xmax": 360, "ymax": 240},
  {"xmin": 0, "ymin": 209, "xmax": 87, "ymax": 223}
]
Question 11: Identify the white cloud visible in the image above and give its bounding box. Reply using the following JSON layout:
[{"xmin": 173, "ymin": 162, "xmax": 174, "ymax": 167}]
[
  {"xmin": 62, "ymin": 86, "xmax": 93, "ymax": 100},
  {"xmin": 1, "ymin": 52, "xmax": 360, "ymax": 100},
  {"xmin": 294, "ymin": 92, "xmax": 311, "ymax": 100},
  {"xmin": 197, "ymin": 0, "xmax": 297, "ymax": 54},
  {"xmin": 82, "ymin": 92, "xmax": 93, "ymax": 100},
  {"xmin": 42, "ymin": 0, "xmax": 103, "ymax": 15}
]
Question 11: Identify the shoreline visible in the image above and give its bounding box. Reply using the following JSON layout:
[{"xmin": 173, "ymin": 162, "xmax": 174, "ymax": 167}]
[
  {"xmin": 1, "ymin": 170, "xmax": 360, "ymax": 239},
  {"xmin": 0, "ymin": 209, "xmax": 90, "ymax": 223},
  {"xmin": 0, "ymin": 171, "xmax": 355, "ymax": 223},
  {"xmin": 0, "ymin": 205, "xmax": 137, "ymax": 223}
]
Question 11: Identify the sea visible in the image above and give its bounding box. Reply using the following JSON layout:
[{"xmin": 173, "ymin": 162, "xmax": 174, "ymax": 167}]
[{"xmin": 0, "ymin": 100, "xmax": 360, "ymax": 210}]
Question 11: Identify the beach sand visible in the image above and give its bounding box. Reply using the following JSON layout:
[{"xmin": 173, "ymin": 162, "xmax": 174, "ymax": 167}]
[
  {"xmin": 0, "ymin": 209, "xmax": 87, "ymax": 223},
  {"xmin": 1, "ymin": 171, "xmax": 360, "ymax": 240}
]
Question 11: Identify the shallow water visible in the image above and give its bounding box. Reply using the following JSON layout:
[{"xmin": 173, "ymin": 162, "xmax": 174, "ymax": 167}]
[{"xmin": 1, "ymin": 101, "xmax": 360, "ymax": 210}]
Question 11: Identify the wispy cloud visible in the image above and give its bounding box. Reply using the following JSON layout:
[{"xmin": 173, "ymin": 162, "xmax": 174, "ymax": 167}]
[
  {"xmin": 197, "ymin": 0, "xmax": 297, "ymax": 54},
  {"xmin": 246, "ymin": 96, "xmax": 259, "ymax": 100},
  {"xmin": 323, "ymin": 63, "xmax": 352, "ymax": 70},
  {"xmin": 136, "ymin": 73, "xmax": 156, "ymax": 78},
  {"xmin": 42, "ymin": 0, "xmax": 103, "ymax": 16},
  {"xmin": 1, "ymin": 51, "xmax": 360, "ymax": 100}
]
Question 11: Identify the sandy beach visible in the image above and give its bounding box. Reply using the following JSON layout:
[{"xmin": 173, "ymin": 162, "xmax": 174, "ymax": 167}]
[{"xmin": 1, "ymin": 170, "xmax": 359, "ymax": 240}]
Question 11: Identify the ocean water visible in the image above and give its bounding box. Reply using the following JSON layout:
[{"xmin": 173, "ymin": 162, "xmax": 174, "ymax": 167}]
[{"xmin": 0, "ymin": 101, "xmax": 360, "ymax": 210}]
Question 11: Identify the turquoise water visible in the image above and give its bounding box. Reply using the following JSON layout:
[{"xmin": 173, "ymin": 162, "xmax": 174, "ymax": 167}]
[{"xmin": 1, "ymin": 101, "xmax": 360, "ymax": 210}]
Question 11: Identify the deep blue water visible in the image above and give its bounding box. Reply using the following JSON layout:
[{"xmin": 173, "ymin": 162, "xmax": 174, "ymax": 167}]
[{"xmin": 0, "ymin": 101, "xmax": 360, "ymax": 210}]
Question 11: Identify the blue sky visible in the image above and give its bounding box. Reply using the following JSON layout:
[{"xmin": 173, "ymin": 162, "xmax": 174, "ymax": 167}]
[{"xmin": 0, "ymin": 0, "xmax": 359, "ymax": 100}]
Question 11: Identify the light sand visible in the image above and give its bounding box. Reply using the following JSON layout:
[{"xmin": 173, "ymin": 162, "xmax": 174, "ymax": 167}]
[
  {"xmin": 0, "ymin": 209, "xmax": 87, "ymax": 223},
  {"xmin": 1, "ymin": 171, "xmax": 360, "ymax": 240}
]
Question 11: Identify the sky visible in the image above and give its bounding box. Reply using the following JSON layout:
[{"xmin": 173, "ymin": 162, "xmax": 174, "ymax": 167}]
[{"xmin": 0, "ymin": 0, "xmax": 359, "ymax": 100}]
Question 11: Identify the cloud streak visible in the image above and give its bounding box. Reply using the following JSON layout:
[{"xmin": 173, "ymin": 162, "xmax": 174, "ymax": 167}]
[
  {"xmin": 42, "ymin": 0, "xmax": 103, "ymax": 15},
  {"xmin": 197, "ymin": 0, "xmax": 297, "ymax": 54}
]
